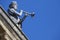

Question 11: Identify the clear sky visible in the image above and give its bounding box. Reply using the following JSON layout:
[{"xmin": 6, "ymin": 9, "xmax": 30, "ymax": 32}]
[{"xmin": 0, "ymin": 0, "xmax": 60, "ymax": 40}]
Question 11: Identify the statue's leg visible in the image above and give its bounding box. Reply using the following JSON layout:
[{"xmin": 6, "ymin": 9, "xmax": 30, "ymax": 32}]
[
  {"xmin": 18, "ymin": 15, "xmax": 27, "ymax": 24},
  {"xmin": 21, "ymin": 15, "xmax": 27, "ymax": 23},
  {"xmin": 17, "ymin": 19, "xmax": 22, "ymax": 28},
  {"xmin": 17, "ymin": 15, "xmax": 27, "ymax": 28}
]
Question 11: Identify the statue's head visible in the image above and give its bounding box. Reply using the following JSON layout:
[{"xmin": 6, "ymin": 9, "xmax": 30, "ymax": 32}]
[{"xmin": 9, "ymin": 1, "xmax": 17, "ymax": 10}]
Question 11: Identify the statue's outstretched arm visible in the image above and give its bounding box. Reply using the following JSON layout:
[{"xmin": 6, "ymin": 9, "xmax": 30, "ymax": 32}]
[{"xmin": 9, "ymin": 8, "xmax": 23, "ymax": 16}]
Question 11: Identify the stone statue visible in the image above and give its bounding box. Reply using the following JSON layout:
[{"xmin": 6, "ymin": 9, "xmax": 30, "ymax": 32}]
[{"xmin": 7, "ymin": 1, "xmax": 35, "ymax": 28}]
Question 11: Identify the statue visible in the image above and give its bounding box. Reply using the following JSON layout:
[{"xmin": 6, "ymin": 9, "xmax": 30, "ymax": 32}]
[{"xmin": 7, "ymin": 1, "xmax": 35, "ymax": 28}]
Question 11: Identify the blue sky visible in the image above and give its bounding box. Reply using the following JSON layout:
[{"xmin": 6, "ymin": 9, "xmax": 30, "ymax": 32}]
[{"xmin": 0, "ymin": 0, "xmax": 60, "ymax": 40}]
